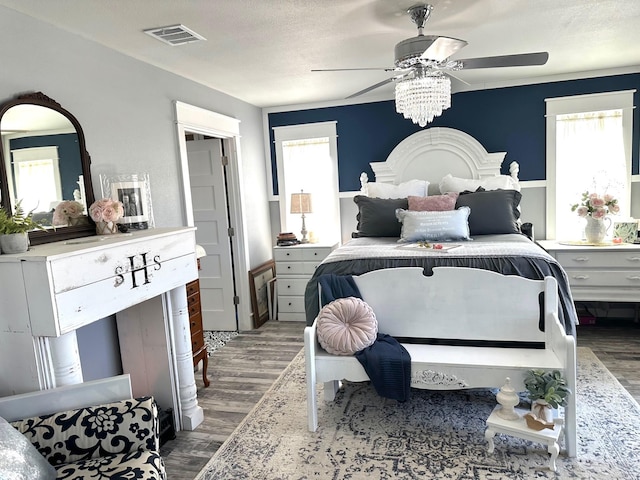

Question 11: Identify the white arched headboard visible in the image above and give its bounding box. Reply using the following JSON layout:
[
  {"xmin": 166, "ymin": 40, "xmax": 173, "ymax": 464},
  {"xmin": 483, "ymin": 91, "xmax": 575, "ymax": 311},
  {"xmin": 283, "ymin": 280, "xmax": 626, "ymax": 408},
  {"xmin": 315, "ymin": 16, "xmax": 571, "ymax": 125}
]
[{"xmin": 360, "ymin": 127, "xmax": 518, "ymax": 195}]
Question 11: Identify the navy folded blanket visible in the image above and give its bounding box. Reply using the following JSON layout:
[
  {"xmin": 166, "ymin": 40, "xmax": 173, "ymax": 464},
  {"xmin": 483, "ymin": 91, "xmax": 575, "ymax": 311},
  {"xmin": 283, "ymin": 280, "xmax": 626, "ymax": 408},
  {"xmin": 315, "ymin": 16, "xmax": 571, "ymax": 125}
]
[{"xmin": 317, "ymin": 273, "xmax": 411, "ymax": 402}]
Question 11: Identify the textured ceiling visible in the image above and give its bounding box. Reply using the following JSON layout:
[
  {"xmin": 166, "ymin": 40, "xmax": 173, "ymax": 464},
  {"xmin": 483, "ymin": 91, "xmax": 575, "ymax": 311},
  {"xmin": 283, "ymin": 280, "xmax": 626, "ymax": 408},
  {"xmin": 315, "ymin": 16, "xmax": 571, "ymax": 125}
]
[{"xmin": 1, "ymin": 0, "xmax": 639, "ymax": 108}]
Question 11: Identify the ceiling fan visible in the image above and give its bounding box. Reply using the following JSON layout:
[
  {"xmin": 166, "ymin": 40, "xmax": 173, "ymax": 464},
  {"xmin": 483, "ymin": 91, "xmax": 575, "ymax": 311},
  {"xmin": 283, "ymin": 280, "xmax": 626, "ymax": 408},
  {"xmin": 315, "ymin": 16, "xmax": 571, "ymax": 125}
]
[{"xmin": 312, "ymin": 3, "xmax": 549, "ymax": 100}]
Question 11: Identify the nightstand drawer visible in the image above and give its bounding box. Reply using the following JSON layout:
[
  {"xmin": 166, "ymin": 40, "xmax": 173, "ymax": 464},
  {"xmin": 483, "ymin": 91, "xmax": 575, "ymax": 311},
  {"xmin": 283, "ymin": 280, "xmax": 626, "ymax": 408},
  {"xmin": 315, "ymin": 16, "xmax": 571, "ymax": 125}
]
[
  {"xmin": 277, "ymin": 278, "xmax": 308, "ymax": 296},
  {"xmin": 274, "ymin": 248, "xmax": 304, "ymax": 261},
  {"xmin": 556, "ymin": 251, "xmax": 640, "ymax": 268},
  {"xmin": 302, "ymin": 247, "xmax": 333, "ymax": 260},
  {"xmin": 565, "ymin": 270, "xmax": 640, "ymax": 287},
  {"xmin": 276, "ymin": 261, "xmax": 306, "ymax": 275},
  {"xmin": 278, "ymin": 295, "xmax": 305, "ymax": 313}
]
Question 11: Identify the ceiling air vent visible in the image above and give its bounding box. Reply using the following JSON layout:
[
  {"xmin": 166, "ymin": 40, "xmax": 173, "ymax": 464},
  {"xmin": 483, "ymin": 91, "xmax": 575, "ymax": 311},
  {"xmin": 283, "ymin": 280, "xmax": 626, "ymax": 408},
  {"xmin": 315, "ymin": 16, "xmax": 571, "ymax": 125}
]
[{"xmin": 144, "ymin": 24, "xmax": 206, "ymax": 46}]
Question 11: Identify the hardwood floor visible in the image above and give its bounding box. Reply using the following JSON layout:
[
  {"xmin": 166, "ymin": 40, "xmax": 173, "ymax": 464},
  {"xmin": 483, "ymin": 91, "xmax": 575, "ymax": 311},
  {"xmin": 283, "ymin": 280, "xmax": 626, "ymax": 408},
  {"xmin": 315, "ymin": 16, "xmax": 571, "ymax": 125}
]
[
  {"xmin": 160, "ymin": 319, "xmax": 639, "ymax": 480},
  {"xmin": 160, "ymin": 320, "xmax": 306, "ymax": 480}
]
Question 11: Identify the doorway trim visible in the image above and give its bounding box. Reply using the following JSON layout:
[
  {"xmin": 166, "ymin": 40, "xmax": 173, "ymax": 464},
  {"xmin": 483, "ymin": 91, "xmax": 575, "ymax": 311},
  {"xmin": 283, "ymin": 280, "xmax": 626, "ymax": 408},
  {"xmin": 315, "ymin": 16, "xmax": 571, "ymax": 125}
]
[{"xmin": 174, "ymin": 101, "xmax": 251, "ymax": 331}]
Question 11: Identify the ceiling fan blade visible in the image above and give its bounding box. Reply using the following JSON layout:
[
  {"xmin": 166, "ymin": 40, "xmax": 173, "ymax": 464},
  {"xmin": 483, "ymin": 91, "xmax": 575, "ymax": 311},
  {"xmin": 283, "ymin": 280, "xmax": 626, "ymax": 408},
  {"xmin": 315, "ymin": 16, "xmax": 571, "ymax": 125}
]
[
  {"xmin": 458, "ymin": 52, "xmax": 549, "ymax": 69},
  {"xmin": 345, "ymin": 77, "xmax": 396, "ymax": 99},
  {"xmin": 444, "ymin": 71, "xmax": 470, "ymax": 86},
  {"xmin": 420, "ymin": 36, "xmax": 467, "ymax": 62},
  {"xmin": 311, "ymin": 67, "xmax": 395, "ymax": 72}
]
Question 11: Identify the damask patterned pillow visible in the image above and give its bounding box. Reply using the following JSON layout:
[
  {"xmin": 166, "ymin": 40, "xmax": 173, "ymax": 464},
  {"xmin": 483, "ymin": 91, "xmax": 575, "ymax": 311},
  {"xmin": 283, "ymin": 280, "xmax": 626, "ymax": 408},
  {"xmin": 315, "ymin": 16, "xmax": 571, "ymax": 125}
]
[{"xmin": 317, "ymin": 297, "xmax": 378, "ymax": 356}]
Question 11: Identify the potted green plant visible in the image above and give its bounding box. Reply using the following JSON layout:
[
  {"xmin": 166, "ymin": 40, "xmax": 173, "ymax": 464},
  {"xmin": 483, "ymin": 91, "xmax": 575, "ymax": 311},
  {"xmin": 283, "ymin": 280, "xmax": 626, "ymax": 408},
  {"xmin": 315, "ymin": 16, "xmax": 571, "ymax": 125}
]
[
  {"xmin": 523, "ymin": 369, "xmax": 571, "ymax": 429},
  {"xmin": 0, "ymin": 201, "xmax": 46, "ymax": 254}
]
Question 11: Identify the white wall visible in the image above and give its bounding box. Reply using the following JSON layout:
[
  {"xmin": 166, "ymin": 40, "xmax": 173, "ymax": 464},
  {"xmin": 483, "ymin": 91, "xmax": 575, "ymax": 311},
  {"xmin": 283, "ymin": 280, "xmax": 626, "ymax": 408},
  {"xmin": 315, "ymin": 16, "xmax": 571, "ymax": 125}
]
[{"xmin": 0, "ymin": 6, "xmax": 273, "ymax": 269}]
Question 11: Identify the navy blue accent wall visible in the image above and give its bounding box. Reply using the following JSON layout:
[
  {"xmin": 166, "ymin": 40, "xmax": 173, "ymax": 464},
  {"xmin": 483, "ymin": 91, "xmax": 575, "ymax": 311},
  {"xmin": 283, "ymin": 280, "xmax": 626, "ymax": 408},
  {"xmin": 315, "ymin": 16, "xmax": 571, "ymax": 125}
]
[
  {"xmin": 268, "ymin": 73, "xmax": 640, "ymax": 195},
  {"xmin": 10, "ymin": 133, "xmax": 82, "ymax": 205}
]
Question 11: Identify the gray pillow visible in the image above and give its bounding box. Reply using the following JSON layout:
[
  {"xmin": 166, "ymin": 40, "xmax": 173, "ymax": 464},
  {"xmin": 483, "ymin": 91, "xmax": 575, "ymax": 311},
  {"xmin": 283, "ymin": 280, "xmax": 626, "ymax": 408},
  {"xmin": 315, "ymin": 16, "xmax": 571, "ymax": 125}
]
[
  {"xmin": 0, "ymin": 416, "xmax": 56, "ymax": 480},
  {"xmin": 396, "ymin": 207, "xmax": 471, "ymax": 242},
  {"xmin": 353, "ymin": 195, "xmax": 408, "ymax": 237},
  {"xmin": 455, "ymin": 189, "xmax": 522, "ymax": 235}
]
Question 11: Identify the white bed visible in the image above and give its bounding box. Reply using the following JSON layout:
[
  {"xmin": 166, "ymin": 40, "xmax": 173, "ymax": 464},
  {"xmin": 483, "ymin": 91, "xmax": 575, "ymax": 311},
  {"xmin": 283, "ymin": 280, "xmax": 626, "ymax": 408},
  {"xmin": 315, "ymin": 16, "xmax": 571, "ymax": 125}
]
[{"xmin": 303, "ymin": 127, "xmax": 578, "ymax": 456}]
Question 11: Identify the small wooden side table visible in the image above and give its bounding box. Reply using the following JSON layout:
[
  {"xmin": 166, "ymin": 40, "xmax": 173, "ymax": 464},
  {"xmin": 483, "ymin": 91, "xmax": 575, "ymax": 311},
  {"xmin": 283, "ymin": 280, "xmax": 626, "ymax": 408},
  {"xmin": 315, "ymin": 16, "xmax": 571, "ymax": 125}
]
[{"xmin": 485, "ymin": 405, "xmax": 564, "ymax": 472}]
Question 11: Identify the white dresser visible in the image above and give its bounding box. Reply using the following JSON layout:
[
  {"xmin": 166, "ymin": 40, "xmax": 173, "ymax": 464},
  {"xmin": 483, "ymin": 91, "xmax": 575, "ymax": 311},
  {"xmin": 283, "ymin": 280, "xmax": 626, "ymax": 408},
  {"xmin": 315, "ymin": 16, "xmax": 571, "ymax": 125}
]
[
  {"xmin": 274, "ymin": 243, "xmax": 337, "ymax": 321},
  {"xmin": 538, "ymin": 240, "xmax": 640, "ymax": 302}
]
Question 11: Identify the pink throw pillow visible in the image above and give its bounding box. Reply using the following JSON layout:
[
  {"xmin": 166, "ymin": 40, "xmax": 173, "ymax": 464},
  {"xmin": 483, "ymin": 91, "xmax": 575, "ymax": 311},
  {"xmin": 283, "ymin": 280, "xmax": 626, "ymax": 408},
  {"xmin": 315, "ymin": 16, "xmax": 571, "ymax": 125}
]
[{"xmin": 408, "ymin": 192, "xmax": 459, "ymax": 211}]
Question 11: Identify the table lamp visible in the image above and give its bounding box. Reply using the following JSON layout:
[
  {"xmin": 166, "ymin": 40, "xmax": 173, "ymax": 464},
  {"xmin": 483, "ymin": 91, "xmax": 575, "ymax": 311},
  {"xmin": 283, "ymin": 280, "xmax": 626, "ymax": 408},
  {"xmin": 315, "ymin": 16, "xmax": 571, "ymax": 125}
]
[{"xmin": 290, "ymin": 190, "xmax": 312, "ymax": 244}]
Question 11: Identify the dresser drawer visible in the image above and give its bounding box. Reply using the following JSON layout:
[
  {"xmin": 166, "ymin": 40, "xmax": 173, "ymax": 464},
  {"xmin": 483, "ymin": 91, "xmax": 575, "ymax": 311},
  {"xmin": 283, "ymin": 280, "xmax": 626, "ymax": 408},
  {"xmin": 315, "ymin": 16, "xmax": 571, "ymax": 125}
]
[
  {"xmin": 187, "ymin": 291, "xmax": 200, "ymax": 308},
  {"xmin": 278, "ymin": 295, "xmax": 305, "ymax": 313},
  {"xmin": 186, "ymin": 279, "xmax": 200, "ymax": 296},
  {"xmin": 556, "ymin": 251, "xmax": 640, "ymax": 268},
  {"xmin": 565, "ymin": 270, "xmax": 640, "ymax": 287},
  {"xmin": 191, "ymin": 333, "xmax": 205, "ymax": 353},
  {"xmin": 189, "ymin": 311, "xmax": 203, "ymax": 334},
  {"xmin": 277, "ymin": 278, "xmax": 308, "ymax": 296}
]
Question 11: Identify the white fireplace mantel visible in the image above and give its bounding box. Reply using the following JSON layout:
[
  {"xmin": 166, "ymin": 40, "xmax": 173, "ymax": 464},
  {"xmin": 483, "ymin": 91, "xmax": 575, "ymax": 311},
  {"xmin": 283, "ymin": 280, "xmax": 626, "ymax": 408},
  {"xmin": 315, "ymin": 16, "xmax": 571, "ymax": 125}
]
[{"xmin": 0, "ymin": 227, "xmax": 204, "ymax": 431}]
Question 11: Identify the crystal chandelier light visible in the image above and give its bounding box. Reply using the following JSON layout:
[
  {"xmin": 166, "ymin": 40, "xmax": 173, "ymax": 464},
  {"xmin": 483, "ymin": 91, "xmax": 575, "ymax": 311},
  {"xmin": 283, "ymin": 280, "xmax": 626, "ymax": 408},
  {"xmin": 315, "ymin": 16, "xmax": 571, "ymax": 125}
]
[{"xmin": 394, "ymin": 70, "xmax": 451, "ymax": 127}]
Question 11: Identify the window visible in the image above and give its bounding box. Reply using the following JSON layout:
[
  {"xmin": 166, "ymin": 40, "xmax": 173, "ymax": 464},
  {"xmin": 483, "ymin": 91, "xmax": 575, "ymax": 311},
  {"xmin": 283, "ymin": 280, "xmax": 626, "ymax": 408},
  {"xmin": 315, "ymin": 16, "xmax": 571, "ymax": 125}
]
[
  {"xmin": 11, "ymin": 146, "xmax": 62, "ymax": 213},
  {"xmin": 545, "ymin": 90, "xmax": 635, "ymax": 240},
  {"xmin": 273, "ymin": 122, "xmax": 340, "ymax": 244}
]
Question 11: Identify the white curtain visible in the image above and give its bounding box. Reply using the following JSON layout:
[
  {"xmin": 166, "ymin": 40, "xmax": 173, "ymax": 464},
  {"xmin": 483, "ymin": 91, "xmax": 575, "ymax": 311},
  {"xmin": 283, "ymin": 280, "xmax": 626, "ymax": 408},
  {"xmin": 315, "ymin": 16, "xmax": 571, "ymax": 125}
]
[{"xmin": 555, "ymin": 109, "xmax": 626, "ymax": 240}]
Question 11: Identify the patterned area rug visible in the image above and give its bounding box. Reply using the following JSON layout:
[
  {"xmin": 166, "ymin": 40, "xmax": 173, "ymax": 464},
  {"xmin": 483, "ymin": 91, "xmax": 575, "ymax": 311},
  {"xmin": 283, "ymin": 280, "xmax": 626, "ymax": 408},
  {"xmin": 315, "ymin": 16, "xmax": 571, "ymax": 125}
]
[
  {"xmin": 195, "ymin": 347, "xmax": 640, "ymax": 479},
  {"xmin": 203, "ymin": 331, "xmax": 238, "ymax": 355}
]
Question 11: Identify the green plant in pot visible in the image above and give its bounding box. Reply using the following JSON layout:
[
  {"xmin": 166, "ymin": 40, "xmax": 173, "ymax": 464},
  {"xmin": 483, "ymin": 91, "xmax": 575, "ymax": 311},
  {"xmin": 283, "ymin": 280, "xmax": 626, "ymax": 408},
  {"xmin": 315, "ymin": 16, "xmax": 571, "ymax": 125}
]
[
  {"xmin": 0, "ymin": 201, "xmax": 46, "ymax": 254},
  {"xmin": 523, "ymin": 369, "xmax": 571, "ymax": 430}
]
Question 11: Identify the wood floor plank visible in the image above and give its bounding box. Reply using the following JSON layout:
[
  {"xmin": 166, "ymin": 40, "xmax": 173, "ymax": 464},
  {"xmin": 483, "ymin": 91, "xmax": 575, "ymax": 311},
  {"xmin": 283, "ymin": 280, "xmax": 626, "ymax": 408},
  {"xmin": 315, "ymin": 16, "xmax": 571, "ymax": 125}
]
[{"xmin": 160, "ymin": 319, "xmax": 640, "ymax": 480}]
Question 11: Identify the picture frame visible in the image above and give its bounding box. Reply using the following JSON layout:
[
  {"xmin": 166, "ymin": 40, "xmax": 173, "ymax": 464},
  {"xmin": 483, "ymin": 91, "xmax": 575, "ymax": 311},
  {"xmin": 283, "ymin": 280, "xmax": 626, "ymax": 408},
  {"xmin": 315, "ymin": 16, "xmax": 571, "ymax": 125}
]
[
  {"xmin": 100, "ymin": 173, "xmax": 154, "ymax": 230},
  {"xmin": 248, "ymin": 259, "xmax": 276, "ymax": 328}
]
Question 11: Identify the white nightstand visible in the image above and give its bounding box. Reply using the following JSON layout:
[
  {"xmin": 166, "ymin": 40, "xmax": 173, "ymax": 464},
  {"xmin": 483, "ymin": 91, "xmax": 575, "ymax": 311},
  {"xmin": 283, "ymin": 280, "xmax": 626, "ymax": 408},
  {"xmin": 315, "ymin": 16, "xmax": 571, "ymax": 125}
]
[
  {"xmin": 485, "ymin": 405, "xmax": 564, "ymax": 472},
  {"xmin": 538, "ymin": 240, "xmax": 640, "ymax": 303},
  {"xmin": 273, "ymin": 243, "xmax": 338, "ymax": 321}
]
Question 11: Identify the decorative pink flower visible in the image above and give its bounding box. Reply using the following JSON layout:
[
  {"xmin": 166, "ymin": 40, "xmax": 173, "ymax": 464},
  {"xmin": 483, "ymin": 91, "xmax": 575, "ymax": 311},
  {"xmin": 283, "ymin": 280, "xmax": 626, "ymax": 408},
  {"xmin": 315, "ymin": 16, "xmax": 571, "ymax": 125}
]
[
  {"xmin": 53, "ymin": 200, "xmax": 85, "ymax": 226},
  {"xmin": 89, "ymin": 198, "xmax": 124, "ymax": 223},
  {"xmin": 571, "ymin": 191, "xmax": 618, "ymax": 220},
  {"xmin": 590, "ymin": 197, "xmax": 605, "ymax": 208}
]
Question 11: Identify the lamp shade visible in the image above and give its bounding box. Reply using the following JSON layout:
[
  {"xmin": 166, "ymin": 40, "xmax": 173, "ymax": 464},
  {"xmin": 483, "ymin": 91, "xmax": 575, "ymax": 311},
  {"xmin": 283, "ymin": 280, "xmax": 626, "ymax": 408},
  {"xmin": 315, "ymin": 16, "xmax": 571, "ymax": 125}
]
[{"xmin": 290, "ymin": 192, "xmax": 312, "ymax": 214}]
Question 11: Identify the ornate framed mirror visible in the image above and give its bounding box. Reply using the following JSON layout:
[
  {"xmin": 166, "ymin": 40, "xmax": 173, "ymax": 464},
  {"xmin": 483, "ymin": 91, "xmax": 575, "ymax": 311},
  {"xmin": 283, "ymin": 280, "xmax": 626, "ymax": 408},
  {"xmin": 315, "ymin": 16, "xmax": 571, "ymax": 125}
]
[{"xmin": 0, "ymin": 92, "xmax": 96, "ymax": 245}]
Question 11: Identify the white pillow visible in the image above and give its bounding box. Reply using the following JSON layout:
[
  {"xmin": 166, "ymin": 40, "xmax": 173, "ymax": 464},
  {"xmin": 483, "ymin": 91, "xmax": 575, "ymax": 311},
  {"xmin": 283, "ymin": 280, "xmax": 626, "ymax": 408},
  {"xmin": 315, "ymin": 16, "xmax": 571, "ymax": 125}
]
[
  {"xmin": 396, "ymin": 207, "xmax": 471, "ymax": 242},
  {"xmin": 364, "ymin": 179, "xmax": 429, "ymax": 199},
  {"xmin": 438, "ymin": 174, "xmax": 520, "ymax": 194}
]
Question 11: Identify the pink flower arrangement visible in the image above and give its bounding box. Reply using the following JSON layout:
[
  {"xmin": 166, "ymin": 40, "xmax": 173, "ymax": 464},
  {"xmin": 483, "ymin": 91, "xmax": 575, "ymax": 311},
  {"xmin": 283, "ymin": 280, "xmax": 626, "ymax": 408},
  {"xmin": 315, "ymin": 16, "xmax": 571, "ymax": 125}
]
[
  {"xmin": 52, "ymin": 200, "xmax": 85, "ymax": 226},
  {"xmin": 571, "ymin": 191, "xmax": 619, "ymax": 219},
  {"xmin": 89, "ymin": 198, "xmax": 124, "ymax": 223}
]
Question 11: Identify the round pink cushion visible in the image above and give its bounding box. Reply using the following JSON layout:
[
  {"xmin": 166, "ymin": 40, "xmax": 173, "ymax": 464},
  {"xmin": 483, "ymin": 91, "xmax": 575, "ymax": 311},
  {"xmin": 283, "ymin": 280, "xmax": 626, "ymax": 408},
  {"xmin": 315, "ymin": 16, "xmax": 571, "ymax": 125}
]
[{"xmin": 316, "ymin": 297, "xmax": 378, "ymax": 355}]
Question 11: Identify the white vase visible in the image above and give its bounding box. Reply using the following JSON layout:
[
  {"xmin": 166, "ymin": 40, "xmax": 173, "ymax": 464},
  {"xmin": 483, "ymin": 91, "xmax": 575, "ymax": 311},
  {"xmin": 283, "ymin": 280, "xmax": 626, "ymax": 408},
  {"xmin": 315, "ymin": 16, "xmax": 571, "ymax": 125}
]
[
  {"xmin": 0, "ymin": 232, "xmax": 29, "ymax": 254},
  {"xmin": 584, "ymin": 216, "xmax": 610, "ymax": 244},
  {"xmin": 531, "ymin": 399, "xmax": 554, "ymax": 424},
  {"xmin": 95, "ymin": 220, "xmax": 118, "ymax": 235}
]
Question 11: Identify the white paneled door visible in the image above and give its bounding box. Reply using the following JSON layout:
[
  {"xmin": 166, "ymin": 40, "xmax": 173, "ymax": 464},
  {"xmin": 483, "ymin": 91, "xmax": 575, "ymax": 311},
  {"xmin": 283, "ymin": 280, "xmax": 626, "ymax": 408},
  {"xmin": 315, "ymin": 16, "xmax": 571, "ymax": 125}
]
[{"xmin": 187, "ymin": 138, "xmax": 236, "ymax": 331}]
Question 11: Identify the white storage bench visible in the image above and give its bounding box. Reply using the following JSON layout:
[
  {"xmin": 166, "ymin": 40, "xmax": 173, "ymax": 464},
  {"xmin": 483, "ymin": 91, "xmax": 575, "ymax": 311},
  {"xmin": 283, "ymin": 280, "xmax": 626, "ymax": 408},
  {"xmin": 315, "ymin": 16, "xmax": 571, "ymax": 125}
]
[{"xmin": 304, "ymin": 266, "xmax": 577, "ymax": 457}]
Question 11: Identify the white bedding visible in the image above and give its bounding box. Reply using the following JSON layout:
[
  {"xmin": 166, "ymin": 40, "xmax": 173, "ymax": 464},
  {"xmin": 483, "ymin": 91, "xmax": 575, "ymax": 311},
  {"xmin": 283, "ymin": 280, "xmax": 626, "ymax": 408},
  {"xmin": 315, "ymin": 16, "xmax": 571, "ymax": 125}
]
[{"xmin": 322, "ymin": 235, "xmax": 554, "ymax": 264}]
